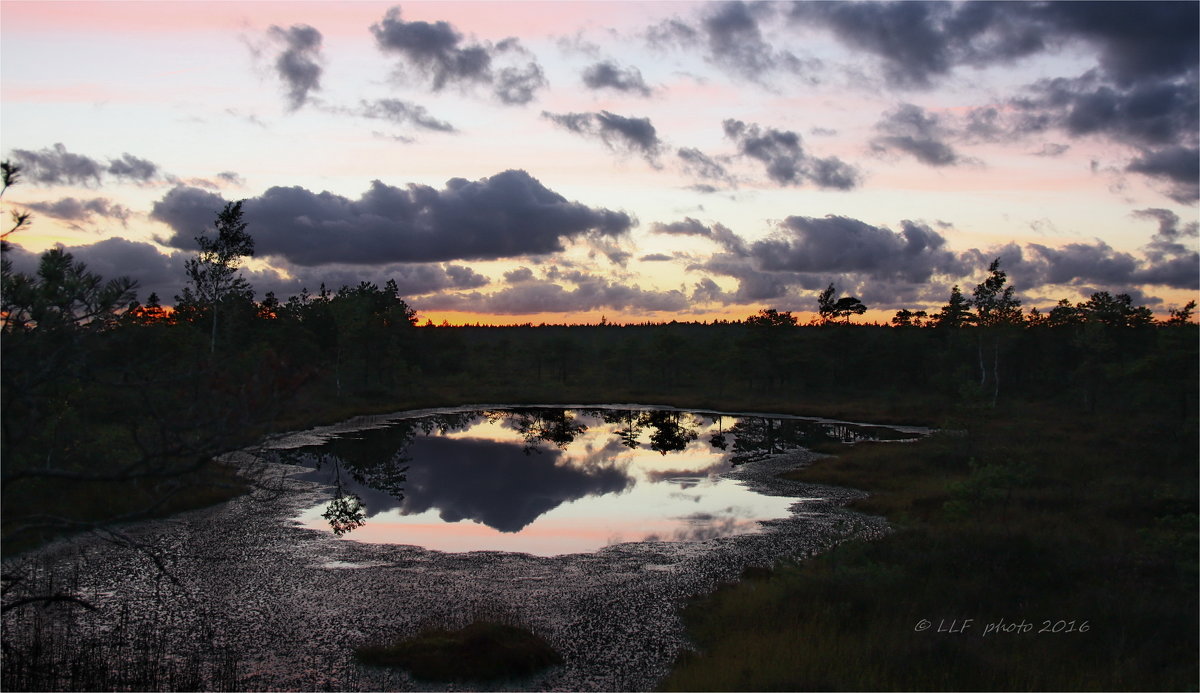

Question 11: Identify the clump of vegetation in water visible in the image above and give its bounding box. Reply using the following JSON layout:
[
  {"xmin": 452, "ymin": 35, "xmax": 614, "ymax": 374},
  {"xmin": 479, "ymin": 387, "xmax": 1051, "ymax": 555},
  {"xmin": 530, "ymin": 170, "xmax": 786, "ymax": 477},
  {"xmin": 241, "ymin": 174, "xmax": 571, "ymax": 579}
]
[{"xmin": 354, "ymin": 620, "xmax": 563, "ymax": 682}]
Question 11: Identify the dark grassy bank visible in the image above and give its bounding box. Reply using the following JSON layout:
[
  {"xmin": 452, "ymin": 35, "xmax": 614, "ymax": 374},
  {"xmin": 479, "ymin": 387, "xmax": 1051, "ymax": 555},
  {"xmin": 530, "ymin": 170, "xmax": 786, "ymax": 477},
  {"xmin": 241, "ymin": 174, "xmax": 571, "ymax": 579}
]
[{"xmin": 659, "ymin": 400, "xmax": 1198, "ymax": 691}]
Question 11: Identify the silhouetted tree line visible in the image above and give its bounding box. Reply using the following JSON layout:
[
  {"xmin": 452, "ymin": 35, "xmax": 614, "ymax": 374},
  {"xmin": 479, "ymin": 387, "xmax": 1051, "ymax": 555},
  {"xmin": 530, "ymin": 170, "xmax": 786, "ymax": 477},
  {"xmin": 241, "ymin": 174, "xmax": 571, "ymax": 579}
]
[{"xmin": 2, "ymin": 158, "xmax": 1197, "ymax": 550}]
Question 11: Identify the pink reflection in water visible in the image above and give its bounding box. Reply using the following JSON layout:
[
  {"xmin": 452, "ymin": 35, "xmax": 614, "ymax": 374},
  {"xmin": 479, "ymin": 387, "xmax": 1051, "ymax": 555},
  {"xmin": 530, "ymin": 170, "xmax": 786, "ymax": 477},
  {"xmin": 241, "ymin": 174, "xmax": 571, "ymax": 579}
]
[{"xmin": 291, "ymin": 409, "xmax": 811, "ymax": 556}]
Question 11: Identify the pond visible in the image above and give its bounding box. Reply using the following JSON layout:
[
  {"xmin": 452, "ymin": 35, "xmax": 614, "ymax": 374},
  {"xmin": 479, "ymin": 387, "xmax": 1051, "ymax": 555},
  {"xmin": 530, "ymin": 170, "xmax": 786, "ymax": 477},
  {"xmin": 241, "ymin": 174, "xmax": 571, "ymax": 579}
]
[{"xmin": 270, "ymin": 406, "xmax": 921, "ymax": 556}]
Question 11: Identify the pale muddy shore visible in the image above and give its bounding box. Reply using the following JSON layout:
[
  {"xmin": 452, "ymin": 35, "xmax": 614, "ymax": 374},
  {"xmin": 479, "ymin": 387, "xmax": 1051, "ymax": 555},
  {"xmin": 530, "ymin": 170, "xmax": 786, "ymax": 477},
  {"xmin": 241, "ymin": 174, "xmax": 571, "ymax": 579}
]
[{"xmin": 2, "ymin": 413, "xmax": 896, "ymax": 691}]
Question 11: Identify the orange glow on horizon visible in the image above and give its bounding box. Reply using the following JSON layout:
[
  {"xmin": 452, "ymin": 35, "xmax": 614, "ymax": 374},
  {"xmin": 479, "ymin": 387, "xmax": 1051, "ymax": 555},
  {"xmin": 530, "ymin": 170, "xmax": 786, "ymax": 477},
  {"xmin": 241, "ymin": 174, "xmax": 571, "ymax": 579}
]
[
  {"xmin": 412, "ymin": 308, "xmax": 769, "ymax": 327},
  {"xmin": 410, "ymin": 308, "xmax": 952, "ymax": 327}
]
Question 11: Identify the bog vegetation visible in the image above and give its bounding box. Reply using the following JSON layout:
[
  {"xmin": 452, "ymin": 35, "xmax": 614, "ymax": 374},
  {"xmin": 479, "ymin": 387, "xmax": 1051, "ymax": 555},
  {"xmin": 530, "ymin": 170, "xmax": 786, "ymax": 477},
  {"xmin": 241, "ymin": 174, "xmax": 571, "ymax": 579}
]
[{"xmin": 2, "ymin": 161, "xmax": 1196, "ymax": 690}]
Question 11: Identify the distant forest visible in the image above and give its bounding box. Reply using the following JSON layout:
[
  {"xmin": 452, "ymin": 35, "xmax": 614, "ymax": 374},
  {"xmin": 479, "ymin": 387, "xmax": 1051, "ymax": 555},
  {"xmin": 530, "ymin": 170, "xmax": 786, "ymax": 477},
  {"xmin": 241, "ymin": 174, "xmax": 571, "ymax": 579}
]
[{"xmin": 2, "ymin": 164, "xmax": 1197, "ymax": 551}]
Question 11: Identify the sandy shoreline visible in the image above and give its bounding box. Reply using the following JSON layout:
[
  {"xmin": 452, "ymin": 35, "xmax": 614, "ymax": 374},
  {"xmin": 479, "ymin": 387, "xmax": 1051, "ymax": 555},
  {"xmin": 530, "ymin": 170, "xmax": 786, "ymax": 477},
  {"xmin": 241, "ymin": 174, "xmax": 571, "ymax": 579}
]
[{"xmin": 3, "ymin": 413, "xmax": 894, "ymax": 691}]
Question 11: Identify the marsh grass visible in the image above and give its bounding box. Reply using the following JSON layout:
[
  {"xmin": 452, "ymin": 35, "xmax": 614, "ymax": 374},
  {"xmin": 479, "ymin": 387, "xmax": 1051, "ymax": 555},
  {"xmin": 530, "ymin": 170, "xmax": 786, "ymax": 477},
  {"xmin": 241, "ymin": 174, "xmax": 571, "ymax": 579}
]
[
  {"xmin": 661, "ymin": 402, "xmax": 1198, "ymax": 691},
  {"xmin": 1, "ymin": 560, "xmax": 243, "ymax": 692},
  {"xmin": 354, "ymin": 620, "xmax": 563, "ymax": 682}
]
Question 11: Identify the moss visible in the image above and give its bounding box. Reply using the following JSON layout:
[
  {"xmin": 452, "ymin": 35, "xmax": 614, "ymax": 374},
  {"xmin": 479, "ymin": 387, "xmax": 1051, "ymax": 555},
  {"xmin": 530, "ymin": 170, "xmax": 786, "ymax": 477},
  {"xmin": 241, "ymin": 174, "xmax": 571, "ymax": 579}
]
[{"xmin": 354, "ymin": 621, "xmax": 562, "ymax": 682}]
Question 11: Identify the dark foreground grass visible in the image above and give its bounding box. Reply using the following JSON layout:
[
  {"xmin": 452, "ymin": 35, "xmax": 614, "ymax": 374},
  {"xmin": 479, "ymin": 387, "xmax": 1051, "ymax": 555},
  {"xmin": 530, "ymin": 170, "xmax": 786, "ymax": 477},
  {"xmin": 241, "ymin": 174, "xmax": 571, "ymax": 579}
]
[
  {"xmin": 354, "ymin": 620, "xmax": 563, "ymax": 682},
  {"xmin": 1, "ymin": 561, "xmax": 243, "ymax": 692},
  {"xmin": 660, "ymin": 402, "xmax": 1198, "ymax": 691},
  {"xmin": 2, "ymin": 461, "xmax": 249, "ymax": 557}
]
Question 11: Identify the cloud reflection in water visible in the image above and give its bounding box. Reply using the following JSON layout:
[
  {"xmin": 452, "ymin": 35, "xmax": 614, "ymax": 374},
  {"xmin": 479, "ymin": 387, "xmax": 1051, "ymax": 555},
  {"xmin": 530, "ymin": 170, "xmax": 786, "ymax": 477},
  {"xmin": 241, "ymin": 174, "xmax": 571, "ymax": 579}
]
[{"xmin": 285, "ymin": 408, "xmax": 910, "ymax": 555}]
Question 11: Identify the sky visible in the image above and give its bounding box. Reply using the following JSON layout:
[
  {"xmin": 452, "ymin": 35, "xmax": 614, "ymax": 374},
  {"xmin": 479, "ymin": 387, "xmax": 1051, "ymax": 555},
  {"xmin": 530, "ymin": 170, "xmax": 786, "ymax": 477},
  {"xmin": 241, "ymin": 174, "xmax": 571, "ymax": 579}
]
[{"xmin": 2, "ymin": 0, "xmax": 1197, "ymax": 325}]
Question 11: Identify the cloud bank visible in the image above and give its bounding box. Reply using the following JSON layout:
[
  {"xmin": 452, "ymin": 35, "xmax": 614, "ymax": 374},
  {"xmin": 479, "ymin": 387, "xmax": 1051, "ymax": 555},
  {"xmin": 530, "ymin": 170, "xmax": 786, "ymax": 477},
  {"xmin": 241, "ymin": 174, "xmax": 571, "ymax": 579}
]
[{"xmin": 151, "ymin": 169, "xmax": 634, "ymax": 265}]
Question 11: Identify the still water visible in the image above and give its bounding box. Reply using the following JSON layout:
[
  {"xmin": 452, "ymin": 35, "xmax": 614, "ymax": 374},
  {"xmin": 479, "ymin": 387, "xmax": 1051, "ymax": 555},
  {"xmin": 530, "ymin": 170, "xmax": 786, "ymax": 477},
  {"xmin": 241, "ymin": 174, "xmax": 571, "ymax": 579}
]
[{"xmin": 275, "ymin": 407, "xmax": 917, "ymax": 556}]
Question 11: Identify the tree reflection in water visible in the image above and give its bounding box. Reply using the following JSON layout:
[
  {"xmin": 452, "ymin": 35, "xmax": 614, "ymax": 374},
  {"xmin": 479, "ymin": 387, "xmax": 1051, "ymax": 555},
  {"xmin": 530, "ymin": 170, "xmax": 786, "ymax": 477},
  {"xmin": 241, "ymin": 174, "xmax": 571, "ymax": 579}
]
[
  {"xmin": 322, "ymin": 492, "xmax": 366, "ymax": 536},
  {"xmin": 497, "ymin": 409, "xmax": 588, "ymax": 452},
  {"xmin": 645, "ymin": 410, "xmax": 698, "ymax": 455},
  {"xmin": 276, "ymin": 407, "xmax": 915, "ymax": 540},
  {"xmin": 305, "ymin": 452, "xmax": 374, "ymax": 536}
]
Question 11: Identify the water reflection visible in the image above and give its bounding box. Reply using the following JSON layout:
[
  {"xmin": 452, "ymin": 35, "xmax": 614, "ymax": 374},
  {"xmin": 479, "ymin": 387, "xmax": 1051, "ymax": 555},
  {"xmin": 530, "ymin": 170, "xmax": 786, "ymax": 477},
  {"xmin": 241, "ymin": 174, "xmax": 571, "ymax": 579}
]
[
  {"xmin": 398, "ymin": 437, "xmax": 629, "ymax": 532},
  {"xmin": 276, "ymin": 407, "xmax": 918, "ymax": 555}
]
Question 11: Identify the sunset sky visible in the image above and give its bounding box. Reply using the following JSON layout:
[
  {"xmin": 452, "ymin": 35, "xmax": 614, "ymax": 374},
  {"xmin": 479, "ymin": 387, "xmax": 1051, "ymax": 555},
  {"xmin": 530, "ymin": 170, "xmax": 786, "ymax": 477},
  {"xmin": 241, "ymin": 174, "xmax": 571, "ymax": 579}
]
[{"xmin": 2, "ymin": 0, "xmax": 1197, "ymax": 324}]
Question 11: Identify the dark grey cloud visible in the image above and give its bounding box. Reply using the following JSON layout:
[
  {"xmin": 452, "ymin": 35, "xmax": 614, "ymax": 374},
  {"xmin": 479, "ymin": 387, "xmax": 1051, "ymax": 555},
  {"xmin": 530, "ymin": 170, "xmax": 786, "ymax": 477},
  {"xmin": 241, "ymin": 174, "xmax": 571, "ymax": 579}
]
[
  {"xmin": 2, "ymin": 237, "xmax": 193, "ymax": 303},
  {"xmin": 543, "ymin": 111, "xmax": 662, "ymax": 164},
  {"xmin": 701, "ymin": 1, "xmax": 811, "ymax": 79},
  {"xmin": 1133, "ymin": 208, "xmax": 1200, "ymax": 280},
  {"xmin": 676, "ymin": 147, "xmax": 735, "ymax": 187},
  {"xmin": 1021, "ymin": 239, "xmax": 1198, "ymax": 291},
  {"xmin": 1032, "ymin": 142, "xmax": 1070, "ymax": 157},
  {"xmin": 686, "ymin": 250, "xmax": 796, "ymax": 302},
  {"xmin": 64, "ymin": 239, "xmax": 192, "ymax": 301},
  {"xmin": 371, "ymin": 7, "xmax": 545, "ymax": 104},
  {"xmin": 22, "ymin": 197, "xmax": 132, "ymax": 227},
  {"xmin": 690, "ymin": 277, "xmax": 730, "ymax": 304},
  {"xmin": 751, "ymin": 215, "xmax": 968, "ymax": 283},
  {"xmin": 1133, "ymin": 208, "xmax": 1200, "ymax": 243},
  {"xmin": 556, "ymin": 31, "xmax": 603, "ymax": 58},
  {"xmin": 1016, "ymin": 74, "xmax": 1199, "ymax": 148},
  {"xmin": 9, "ymin": 143, "xmax": 162, "ymax": 187},
  {"xmin": 961, "ymin": 106, "xmax": 1011, "ymax": 142},
  {"xmin": 791, "ymin": 1, "xmax": 1047, "ymax": 88},
  {"xmin": 582, "ymin": 61, "xmax": 651, "ymax": 96},
  {"xmin": 691, "ymin": 253, "xmax": 796, "ymax": 302},
  {"xmin": 723, "ymin": 119, "xmax": 860, "ymax": 188},
  {"xmin": 359, "ymin": 98, "xmax": 456, "ymax": 132},
  {"xmin": 151, "ymin": 169, "xmax": 633, "ymax": 266},
  {"xmin": 958, "ymin": 239, "xmax": 1197, "ymax": 295},
  {"xmin": 217, "ymin": 171, "xmax": 245, "ymax": 186},
  {"xmin": 493, "ymin": 63, "xmax": 548, "ymax": 105},
  {"xmin": 149, "ymin": 185, "xmax": 227, "ymax": 240},
  {"xmin": 4, "ymin": 237, "xmax": 489, "ymax": 308},
  {"xmin": 1023, "ymin": 241, "xmax": 1140, "ymax": 287},
  {"xmin": 585, "ymin": 235, "xmax": 633, "ymax": 267},
  {"xmin": 871, "ymin": 103, "xmax": 963, "ymax": 166},
  {"xmin": 651, "ymin": 218, "xmax": 711, "ymax": 237},
  {"xmin": 9, "ymin": 143, "xmax": 104, "ymax": 186},
  {"xmin": 1126, "ymin": 146, "xmax": 1199, "ymax": 203},
  {"xmin": 645, "ymin": 19, "xmax": 699, "ymax": 48},
  {"xmin": 1035, "ymin": 1, "xmax": 1198, "ymax": 87},
  {"xmin": 444, "ymin": 264, "xmax": 489, "ymax": 289},
  {"xmin": 268, "ymin": 24, "xmax": 323, "ymax": 111},
  {"xmin": 686, "ymin": 209, "xmax": 1198, "ymax": 311},
  {"xmin": 106, "ymin": 153, "xmax": 159, "ymax": 182},
  {"xmin": 267, "ymin": 261, "xmax": 490, "ymax": 299},
  {"xmin": 371, "ymin": 7, "xmax": 489, "ymax": 87},
  {"xmin": 639, "ymin": 253, "xmax": 674, "ymax": 262},
  {"xmin": 791, "ymin": 1, "xmax": 1197, "ymax": 90},
  {"xmin": 647, "ymin": 2, "xmax": 813, "ymax": 81},
  {"xmin": 650, "ymin": 217, "xmax": 747, "ymax": 255},
  {"xmin": 1130, "ymin": 255, "xmax": 1200, "ymax": 290},
  {"xmin": 702, "ymin": 1, "xmax": 773, "ymax": 74},
  {"xmin": 504, "ymin": 267, "xmax": 535, "ymax": 283}
]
